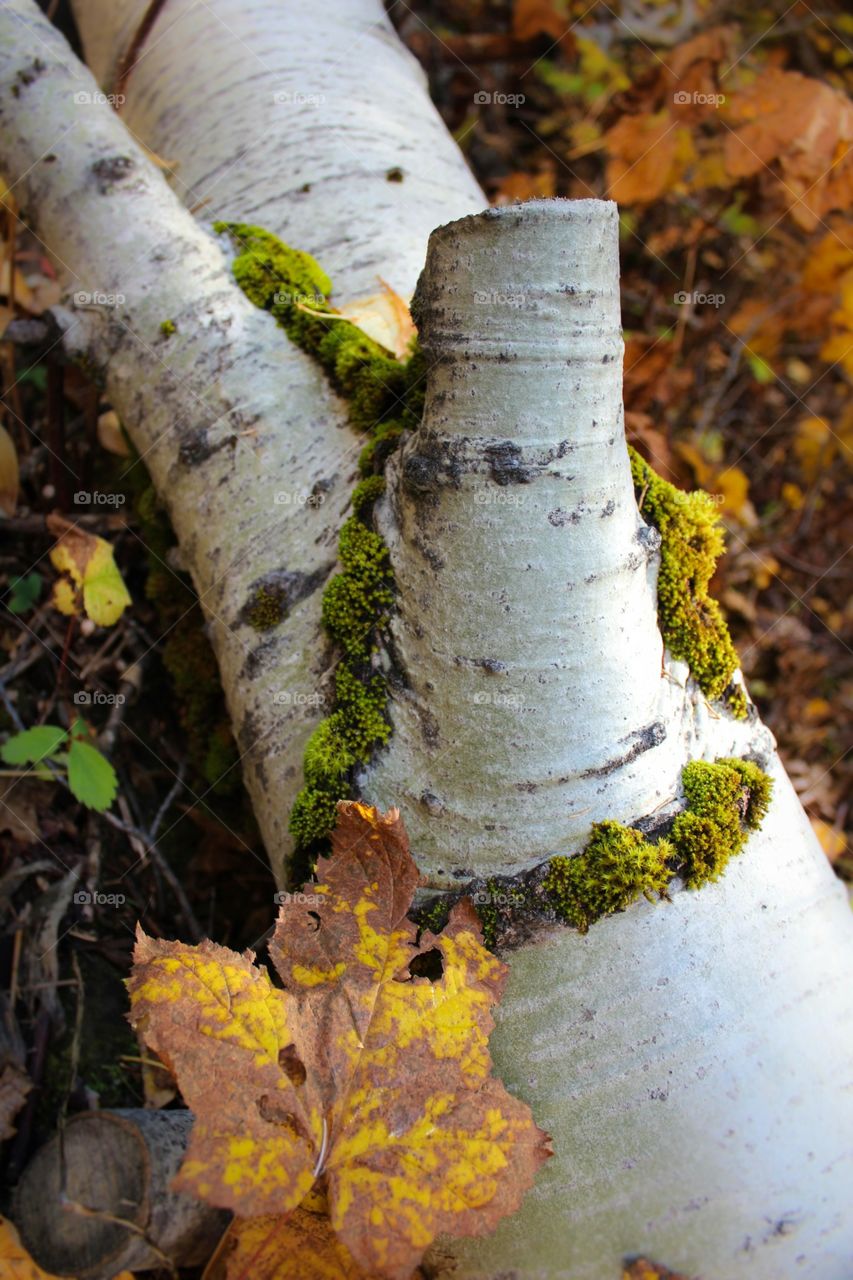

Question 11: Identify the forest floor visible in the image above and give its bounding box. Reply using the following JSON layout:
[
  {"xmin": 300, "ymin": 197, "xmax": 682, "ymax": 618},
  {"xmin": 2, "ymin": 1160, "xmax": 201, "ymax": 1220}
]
[{"xmin": 0, "ymin": 0, "xmax": 850, "ymax": 1259}]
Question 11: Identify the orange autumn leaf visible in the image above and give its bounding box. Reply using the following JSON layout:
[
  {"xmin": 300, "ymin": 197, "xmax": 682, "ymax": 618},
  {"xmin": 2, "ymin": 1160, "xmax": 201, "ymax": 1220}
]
[
  {"xmin": 722, "ymin": 69, "xmax": 853, "ymax": 230},
  {"xmin": 604, "ymin": 111, "xmax": 696, "ymax": 204},
  {"xmin": 623, "ymin": 1260, "xmax": 692, "ymax": 1280},
  {"xmin": 512, "ymin": 0, "xmax": 571, "ymax": 43},
  {"xmin": 129, "ymin": 802, "xmax": 552, "ymax": 1280}
]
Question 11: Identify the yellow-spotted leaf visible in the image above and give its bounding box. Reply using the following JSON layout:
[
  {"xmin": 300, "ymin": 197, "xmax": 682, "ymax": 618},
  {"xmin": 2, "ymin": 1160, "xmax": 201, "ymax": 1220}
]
[
  {"xmin": 128, "ymin": 933, "xmax": 322, "ymax": 1218},
  {"xmin": 204, "ymin": 1202, "xmax": 372, "ymax": 1280},
  {"xmin": 130, "ymin": 803, "xmax": 551, "ymax": 1280},
  {"xmin": 46, "ymin": 514, "xmax": 131, "ymax": 626}
]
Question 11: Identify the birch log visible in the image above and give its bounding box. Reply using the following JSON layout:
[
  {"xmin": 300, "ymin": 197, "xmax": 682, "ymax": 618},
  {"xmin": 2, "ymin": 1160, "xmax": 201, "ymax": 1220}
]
[
  {"xmin": 0, "ymin": 0, "xmax": 482, "ymax": 880},
  {"xmin": 377, "ymin": 204, "xmax": 853, "ymax": 1279}
]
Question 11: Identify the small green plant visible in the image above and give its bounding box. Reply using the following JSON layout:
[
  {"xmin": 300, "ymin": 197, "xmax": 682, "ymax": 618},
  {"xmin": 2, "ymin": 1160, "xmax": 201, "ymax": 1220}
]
[
  {"xmin": 1, "ymin": 718, "xmax": 118, "ymax": 812},
  {"xmin": 5, "ymin": 571, "xmax": 42, "ymax": 614}
]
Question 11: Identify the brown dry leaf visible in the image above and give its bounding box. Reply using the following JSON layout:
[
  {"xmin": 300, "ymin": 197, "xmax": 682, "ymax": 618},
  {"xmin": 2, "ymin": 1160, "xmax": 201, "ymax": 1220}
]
[
  {"xmin": 205, "ymin": 1203, "xmax": 373, "ymax": 1280},
  {"xmin": 97, "ymin": 410, "xmax": 131, "ymax": 457},
  {"xmin": 494, "ymin": 169, "xmax": 556, "ymax": 203},
  {"xmin": 811, "ymin": 817, "xmax": 848, "ymax": 863},
  {"xmin": 130, "ymin": 802, "xmax": 551, "ymax": 1280},
  {"xmin": 0, "ymin": 1215, "xmax": 136, "ymax": 1280},
  {"xmin": 667, "ymin": 26, "xmax": 736, "ymax": 81},
  {"xmin": 604, "ymin": 111, "xmax": 683, "ymax": 204},
  {"xmin": 0, "ymin": 781, "xmax": 42, "ymax": 844},
  {"xmin": 0, "ymin": 1063, "xmax": 32, "ymax": 1140},
  {"xmin": 623, "ymin": 1260, "xmax": 692, "ymax": 1280},
  {"xmin": 722, "ymin": 69, "xmax": 853, "ymax": 230},
  {"xmin": 512, "ymin": 0, "xmax": 572, "ymax": 43},
  {"xmin": 0, "ymin": 424, "xmax": 19, "ymax": 517}
]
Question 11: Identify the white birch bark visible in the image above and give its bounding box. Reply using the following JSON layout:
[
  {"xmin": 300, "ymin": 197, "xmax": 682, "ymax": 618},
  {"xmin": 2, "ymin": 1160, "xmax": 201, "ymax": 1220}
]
[
  {"xmin": 366, "ymin": 200, "xmax": 765, "ymax": 879},
  {"xmin": 368, "ymin": 202, "xmax": 853, "ymax": 1279},
  {"xmin": 0, "ymin": 0, "xmax": 482, "ymax": 879}
]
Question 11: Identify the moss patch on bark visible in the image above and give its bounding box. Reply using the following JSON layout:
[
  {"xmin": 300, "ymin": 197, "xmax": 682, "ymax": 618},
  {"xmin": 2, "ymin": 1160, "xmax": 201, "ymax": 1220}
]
[{"xmin": 629, "ymin": 446, "xmax": 747, "ymax": 717}]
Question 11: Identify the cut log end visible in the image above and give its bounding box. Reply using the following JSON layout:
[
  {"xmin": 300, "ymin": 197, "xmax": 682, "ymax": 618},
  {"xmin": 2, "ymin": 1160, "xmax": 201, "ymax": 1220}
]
[{"xmin": 13, "ymin": 1108, "xmax": 228, "ymax": 1278}]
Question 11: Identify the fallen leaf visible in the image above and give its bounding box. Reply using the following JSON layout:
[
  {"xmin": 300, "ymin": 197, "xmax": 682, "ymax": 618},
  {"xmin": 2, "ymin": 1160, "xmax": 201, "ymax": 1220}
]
[
  {"xmin": 793, "ymin": 416, "xmax": 834, "ymax": 483},
  {"xmin": 512, "ymin": 0, "xmax": 572, "ymax": 44},
  {"xmin": 811, "ymin": 817, "xmax": 847, "ymax": 863},
  {"xmin": 130, "ymin": 802, "xmax": 552, "ymax": 1280},
  {"xmin": 46, "ymin": 514, "xmax": 131, "ymax": 626},
  {"xmin": 623, "ymin": 1260, "xmax": 692, "ymax": 1280},
  {"xmin": 97, "ymin": 409, "xmax": 131, "ymax": 456},
  {"xmin": 206, "ymin": 1203, "xmax": 371, "ymax": 1280},
  {"xmin": 306, "ymin": 282, "xmax": 416, "ymax": 361},
  {"xmin": 0, "ymin": 781, "xmax": 43, "ymax": 844},
  {"xmin": 604, "ymin": 111, "xmax": 684, "ymax": 204},
  {"xmin": 722, "ymin": 69, "xmax": 853, "ymax": 230},
  {"xmin": 0, "ymin": 424, "xmax": 19, "ymax": 517},
  {"xmin": 0, "ymin": 1064, "xmax": 32, "ymax": 1140}
]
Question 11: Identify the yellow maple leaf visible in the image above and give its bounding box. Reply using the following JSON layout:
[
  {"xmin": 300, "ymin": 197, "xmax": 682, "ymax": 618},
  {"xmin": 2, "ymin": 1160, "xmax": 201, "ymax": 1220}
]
[
  {"xmin": 46, "ymin": 514, "xmax": 131, "ymax": 626},
  {"xmin": 205, "ymin": 1200, "xmax": 371, "ymax": 1280},
  {"xmin": 130, "ymin": 802, "xmax": 552, "ymax": 1280}
]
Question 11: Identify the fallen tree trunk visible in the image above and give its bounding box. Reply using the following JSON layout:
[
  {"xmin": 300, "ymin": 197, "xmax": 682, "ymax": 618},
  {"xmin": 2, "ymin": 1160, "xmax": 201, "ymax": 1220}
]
[
  {"xmin": 369, "ymin": 201, "xmax": 853, "ymax": 1279},
  {"xmin": 0, "ymin": 0, "xmax": 482, "ymax": 878}
]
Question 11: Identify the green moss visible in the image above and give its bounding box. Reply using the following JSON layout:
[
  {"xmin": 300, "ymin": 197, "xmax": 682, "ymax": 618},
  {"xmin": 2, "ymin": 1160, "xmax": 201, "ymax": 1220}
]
[
  {"xmin": 359, "ymin": 421, "xmax": 405, "ymax": 477},
  {"xmin": 215, "ymin": 222, "xmax": 423, "ymax": 437},
  {"xmin": 545, "ymin": 757, "xmax": 772, "ymax": 928},
  {"xmin": 629, "ymin": 447, "xmax": 746, "ymax": 717},
  {"xmin": 351, "ymin": 474, "xmax": 386, "ymax": 516},
  {"xmin": 672, "ymin": 757, "xmax": 772, "ymax": 887},
  {"xmin": 218, "ymin": 225, "xmax": 428, "ymax": 858},
  {"xmin": 417, "ymin": 896, "xmax": 451, "ymax": 937},
  {"xmin": 544, "ymin": 822, "xmax": 672, "ymax": 934},
  {"xmin": 246, "ymin": 585, "xmax": 285, "ymax": 632},
  {"xmin": 159, "ymin": 319, "xmax": 176, "ymax": 337},
  {"xmin": 290, "ymin": 665, "xmax": 391, "ymax": 850},
  {"xmin": 321, "ymin": 517, "xmax": 395, "ymax": 662}
]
